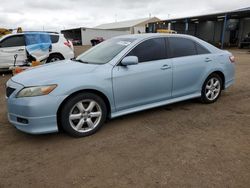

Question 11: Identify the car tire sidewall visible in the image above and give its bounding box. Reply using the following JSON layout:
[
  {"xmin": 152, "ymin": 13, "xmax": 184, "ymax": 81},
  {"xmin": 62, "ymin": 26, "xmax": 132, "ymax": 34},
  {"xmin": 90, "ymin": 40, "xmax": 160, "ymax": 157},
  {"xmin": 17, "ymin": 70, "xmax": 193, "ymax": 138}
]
[
  {"xmin": 201, "ymin": 74, "xmax": 222, "ymax": 104},
  {"xmin": 46, "ymin": 54, "xmax": 63, "ymax": 63},
  {"xmin": 60, "ymin": 93, "xmax": 107, "ymax": 137}
]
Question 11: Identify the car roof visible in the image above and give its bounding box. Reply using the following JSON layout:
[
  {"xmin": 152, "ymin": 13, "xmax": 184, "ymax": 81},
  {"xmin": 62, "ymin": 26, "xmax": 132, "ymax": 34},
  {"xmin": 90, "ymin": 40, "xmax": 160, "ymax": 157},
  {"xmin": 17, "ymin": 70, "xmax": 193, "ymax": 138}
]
[
  {"xmin": 114, "ymin": 33, "xmax": 196, "ymax": 40},
  {"xmin": 1, "ymin": 32, "xmax": 59, "ymax": 38},
  {"xmin": 114, "ymin": 33, "xmax": 221, "ymax": 53}
]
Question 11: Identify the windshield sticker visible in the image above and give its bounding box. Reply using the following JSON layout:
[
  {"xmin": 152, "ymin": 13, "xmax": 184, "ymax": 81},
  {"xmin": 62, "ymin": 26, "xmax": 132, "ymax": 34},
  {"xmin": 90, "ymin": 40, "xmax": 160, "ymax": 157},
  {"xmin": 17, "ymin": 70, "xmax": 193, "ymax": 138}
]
[{"xmin": 117, "ymin": 41, "xmax": 131, "ymax": 46}]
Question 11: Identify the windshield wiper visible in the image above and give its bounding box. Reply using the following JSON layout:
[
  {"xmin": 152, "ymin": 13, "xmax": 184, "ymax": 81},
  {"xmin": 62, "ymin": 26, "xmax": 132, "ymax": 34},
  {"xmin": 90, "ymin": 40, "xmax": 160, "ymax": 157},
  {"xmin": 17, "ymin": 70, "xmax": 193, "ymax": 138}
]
[{"xmin": 71, "ymin": 58, "xmax": 89, "ymax": 64}]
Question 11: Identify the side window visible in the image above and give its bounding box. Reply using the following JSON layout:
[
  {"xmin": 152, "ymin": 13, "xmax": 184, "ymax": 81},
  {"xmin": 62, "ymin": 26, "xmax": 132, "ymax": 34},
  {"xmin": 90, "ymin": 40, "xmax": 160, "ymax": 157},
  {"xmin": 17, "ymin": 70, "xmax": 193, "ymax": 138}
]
[
  {"xmin": 50, "ymin": 35, "xmax": 59, "ymax": 43},
  {"xmin": 127, "ymin": 38, "xmax": 166, "ymax": 63},
  {"xmin": 196, "ymin": 43, "xmax": 210, "ymax": 55},
  {"xmin": 168, "ymin": 37, "xmax": 197, "ymax": 58},
  {"xmin": 0, "ymin": 35, "xmax": 25, "ymax": 48}
]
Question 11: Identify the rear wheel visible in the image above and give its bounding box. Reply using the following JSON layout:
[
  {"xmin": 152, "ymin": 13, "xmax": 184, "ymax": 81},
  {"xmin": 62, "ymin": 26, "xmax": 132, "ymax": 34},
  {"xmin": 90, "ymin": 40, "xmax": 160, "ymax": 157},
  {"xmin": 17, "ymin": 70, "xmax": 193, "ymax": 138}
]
[
  {"xmin": 201, "ymin": 74, "xmax": 222, "ymax": 104},
  {"xmin": 60, "ymin": 93, "xmax": 107, "ymax": 137},
  {"xmin": 46, "ymin": 54, "xmax": 64, "ymax": 63}
]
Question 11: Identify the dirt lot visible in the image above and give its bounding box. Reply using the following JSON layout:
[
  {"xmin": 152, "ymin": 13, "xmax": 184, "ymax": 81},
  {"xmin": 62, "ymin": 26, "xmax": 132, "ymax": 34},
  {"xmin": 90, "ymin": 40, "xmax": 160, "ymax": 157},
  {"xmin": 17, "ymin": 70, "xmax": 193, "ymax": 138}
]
[{"xmin": 0, "ymin": 48, "xmax": 249, "ymax": 188}]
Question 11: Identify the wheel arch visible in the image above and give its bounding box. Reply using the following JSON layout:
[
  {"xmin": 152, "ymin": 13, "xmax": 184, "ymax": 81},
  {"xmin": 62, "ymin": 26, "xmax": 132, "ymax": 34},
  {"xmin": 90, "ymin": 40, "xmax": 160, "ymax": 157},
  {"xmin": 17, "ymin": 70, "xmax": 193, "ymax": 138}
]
[
  {"xmin": 56, "ymin": 89, "xmax": 111, "ymax": 131},
  {"xmin": 49, "ymin": 52, "xmax": 65, "ymax": 60},
  {"xmin": 206, "ymin": 71, "xmax": 225, "ymax": 89}
]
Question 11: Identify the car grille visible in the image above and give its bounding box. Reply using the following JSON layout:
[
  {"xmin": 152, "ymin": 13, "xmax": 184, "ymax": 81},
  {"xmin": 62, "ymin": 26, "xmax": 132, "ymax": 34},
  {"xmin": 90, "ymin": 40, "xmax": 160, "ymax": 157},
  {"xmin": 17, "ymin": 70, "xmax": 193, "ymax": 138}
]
[{"xmin": 6, "ymin": 87, "xmax": 16, "ymax": 98}]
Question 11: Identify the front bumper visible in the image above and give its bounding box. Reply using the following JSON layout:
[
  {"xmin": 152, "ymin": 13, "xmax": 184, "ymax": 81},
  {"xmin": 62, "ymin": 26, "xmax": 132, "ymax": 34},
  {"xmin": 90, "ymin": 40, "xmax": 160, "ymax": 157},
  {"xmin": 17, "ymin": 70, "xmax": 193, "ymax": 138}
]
[{"xmin": 6, "ymin": 79, "xmax": 66, "ymax": 134}]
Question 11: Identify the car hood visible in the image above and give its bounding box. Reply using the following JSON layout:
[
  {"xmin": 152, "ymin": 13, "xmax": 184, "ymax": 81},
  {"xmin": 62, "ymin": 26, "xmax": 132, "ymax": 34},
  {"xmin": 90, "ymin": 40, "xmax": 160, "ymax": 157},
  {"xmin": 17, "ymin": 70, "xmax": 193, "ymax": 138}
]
[{"xmin": 11, "ymin": 60, "xmax": 99, "ymax": 86}]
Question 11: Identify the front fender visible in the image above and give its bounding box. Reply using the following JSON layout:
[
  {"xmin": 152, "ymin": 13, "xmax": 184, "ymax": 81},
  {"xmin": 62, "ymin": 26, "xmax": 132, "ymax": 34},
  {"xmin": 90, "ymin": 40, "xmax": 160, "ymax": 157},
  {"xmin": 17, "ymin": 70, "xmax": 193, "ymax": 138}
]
[{"xmin": 50, "ymin": 70, "xmax": 115, "ymax": 113}]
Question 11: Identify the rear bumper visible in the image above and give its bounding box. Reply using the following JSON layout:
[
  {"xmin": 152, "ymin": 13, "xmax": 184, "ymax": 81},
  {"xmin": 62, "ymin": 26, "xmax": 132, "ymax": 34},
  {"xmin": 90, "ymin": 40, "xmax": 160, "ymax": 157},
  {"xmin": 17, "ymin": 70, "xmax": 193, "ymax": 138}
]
[
  {"xmin": 225, "ymin": 79, "xmax": 235, "ymax": 89},
  {"xmin": 63, "ymin": 50, "xmax": 75, "ymax": 59}
]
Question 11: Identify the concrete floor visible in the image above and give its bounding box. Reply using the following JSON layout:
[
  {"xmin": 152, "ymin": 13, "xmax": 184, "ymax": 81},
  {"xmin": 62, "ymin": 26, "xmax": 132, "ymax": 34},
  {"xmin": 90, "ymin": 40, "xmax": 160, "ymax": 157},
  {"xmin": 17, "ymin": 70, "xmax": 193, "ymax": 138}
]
[{"xmin": 0, "ymin": 48, "xmax": 249, "ymax": 187}]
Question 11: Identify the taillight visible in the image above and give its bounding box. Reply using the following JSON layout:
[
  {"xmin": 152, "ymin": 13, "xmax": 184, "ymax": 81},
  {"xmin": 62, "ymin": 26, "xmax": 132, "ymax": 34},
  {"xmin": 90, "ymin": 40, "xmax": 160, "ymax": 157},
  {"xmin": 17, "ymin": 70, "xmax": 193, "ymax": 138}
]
[
  {"xmin": 229, "ymin": 55, "xmax": 235, "ymax": 63},
  {"xmin": 64, "ymin": 41, "xmax": 72, "ymax": 48}
]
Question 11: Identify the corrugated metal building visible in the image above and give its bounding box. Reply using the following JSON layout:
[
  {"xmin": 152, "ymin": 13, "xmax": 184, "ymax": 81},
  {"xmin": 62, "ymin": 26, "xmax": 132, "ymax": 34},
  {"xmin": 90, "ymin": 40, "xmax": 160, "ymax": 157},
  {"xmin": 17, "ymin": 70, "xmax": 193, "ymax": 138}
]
[{"xmin": 148, "ymin": 7, "xmax": 250, "ymax": 48}]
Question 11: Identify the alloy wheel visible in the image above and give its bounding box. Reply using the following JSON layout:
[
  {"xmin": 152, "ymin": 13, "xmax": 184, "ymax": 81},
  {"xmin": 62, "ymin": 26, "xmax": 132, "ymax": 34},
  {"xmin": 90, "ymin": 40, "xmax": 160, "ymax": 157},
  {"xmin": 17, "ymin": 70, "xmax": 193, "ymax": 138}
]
[
  {"xmin": 205, "ymin": 77, "xmax": 221, "ymax": 101},
  {"xmin": 69, "ymin": 100, "xmax": 102, "ymax": 133}
]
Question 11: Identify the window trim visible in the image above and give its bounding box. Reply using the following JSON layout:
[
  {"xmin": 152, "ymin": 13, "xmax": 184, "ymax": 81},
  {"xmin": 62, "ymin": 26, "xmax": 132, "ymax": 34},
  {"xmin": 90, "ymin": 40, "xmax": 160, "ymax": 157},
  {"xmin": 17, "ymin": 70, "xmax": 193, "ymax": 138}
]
[{"xmin": 165, "ymin": 37, "xmax": 171, "ymax": 58}]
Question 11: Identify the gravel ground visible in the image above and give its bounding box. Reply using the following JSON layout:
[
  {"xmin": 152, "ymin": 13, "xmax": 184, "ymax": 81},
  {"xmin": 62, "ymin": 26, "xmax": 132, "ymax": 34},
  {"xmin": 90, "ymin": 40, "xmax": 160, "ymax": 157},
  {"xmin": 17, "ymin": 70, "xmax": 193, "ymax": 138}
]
[{"xmin": 0, "ymin": 48, "xmax": 249, "ymax": 188}]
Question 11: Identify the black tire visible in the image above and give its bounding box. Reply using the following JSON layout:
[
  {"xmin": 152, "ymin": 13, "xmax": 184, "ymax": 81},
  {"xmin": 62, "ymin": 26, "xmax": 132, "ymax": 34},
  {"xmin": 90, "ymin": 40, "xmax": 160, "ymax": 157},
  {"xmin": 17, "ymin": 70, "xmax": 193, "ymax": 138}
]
[
  {"xmin": 46, "ymin": 54, "xmax": 64, "ymax": 63},
  {"xmin": 201, "ymin": 73, "xmax": 222, "ymax": 104},
  {"xmin": 60, "ymin": 93, "xmax": 107, "ymax": 137}
]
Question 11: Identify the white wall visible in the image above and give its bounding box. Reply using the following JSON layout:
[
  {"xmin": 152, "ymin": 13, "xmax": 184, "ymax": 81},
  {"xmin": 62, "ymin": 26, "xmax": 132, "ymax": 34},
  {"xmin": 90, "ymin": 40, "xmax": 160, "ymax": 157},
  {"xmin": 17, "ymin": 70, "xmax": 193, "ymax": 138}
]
[
  {"xmin": 133, "ymin": 26, "xmax": 146, "ymax": 34},
  {"xmin": 81, "ymin": 28, "xmax": 130, "ymax": 45}
]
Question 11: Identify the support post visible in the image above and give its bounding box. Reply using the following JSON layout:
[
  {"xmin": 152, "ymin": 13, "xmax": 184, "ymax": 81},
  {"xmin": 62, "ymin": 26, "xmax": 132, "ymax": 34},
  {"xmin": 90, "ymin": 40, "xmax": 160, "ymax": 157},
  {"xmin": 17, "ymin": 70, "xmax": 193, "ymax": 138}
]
[
  {"xmin": 168, "ymin": 23, "xmax": 171, "ymax": 30},
  {"xmin": 185, "ymin": 19, "xmax": 189, "ymax": 34},
  {"xmin": 221, "ymin": 14, "xmax": 228, "ymax": 49}
]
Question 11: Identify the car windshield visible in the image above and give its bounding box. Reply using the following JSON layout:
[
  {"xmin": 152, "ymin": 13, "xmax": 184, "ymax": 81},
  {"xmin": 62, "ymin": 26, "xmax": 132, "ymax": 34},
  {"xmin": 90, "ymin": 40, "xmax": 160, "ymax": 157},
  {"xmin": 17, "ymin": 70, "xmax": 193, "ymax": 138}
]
[{"xmin": 76, "ymin": 38, "xmax": 135, "ymax": 64}]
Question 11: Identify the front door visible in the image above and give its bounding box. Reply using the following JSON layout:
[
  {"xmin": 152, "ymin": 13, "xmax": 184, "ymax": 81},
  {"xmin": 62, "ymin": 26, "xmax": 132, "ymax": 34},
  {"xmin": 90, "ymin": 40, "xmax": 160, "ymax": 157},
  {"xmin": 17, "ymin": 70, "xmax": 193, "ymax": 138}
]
[
  {"xmin": 112, "ymin": 38, "xmax": 173, "ymax": 111},
  {"xmin": 0, "ymin": 35, "xmax": 26, "ymax": 68}
]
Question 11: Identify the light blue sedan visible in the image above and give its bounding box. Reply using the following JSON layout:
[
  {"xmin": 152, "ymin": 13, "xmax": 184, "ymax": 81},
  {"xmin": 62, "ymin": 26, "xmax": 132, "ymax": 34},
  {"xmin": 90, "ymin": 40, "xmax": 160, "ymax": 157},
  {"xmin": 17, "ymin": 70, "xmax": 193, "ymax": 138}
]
[{"xmin": 6, "ymin": 34, "xmax": 235, "ymax": 137}]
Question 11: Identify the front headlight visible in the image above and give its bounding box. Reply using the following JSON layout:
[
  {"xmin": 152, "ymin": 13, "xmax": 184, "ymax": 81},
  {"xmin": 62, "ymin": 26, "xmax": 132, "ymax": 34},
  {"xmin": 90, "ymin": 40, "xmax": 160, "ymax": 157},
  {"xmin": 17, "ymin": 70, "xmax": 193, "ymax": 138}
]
[{"xmin": 16, "ymin": 85, "xmax": 57, "ymax": 98}]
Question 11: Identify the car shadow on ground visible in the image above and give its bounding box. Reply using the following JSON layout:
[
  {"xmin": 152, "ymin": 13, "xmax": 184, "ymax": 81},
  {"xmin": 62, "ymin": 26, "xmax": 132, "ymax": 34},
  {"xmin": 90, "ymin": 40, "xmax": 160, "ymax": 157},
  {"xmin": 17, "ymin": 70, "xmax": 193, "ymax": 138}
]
[{"xmin": 1, "ymin": 98, "xmax": 200, "ymax": 142}]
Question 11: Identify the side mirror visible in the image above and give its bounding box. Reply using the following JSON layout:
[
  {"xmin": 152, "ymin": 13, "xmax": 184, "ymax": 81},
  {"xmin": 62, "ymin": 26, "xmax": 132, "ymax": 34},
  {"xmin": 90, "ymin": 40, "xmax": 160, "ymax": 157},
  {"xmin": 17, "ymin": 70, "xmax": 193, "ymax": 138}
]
[{"xmin": 121, "ymin": 56, "xmax": 138, "ymax": 66}]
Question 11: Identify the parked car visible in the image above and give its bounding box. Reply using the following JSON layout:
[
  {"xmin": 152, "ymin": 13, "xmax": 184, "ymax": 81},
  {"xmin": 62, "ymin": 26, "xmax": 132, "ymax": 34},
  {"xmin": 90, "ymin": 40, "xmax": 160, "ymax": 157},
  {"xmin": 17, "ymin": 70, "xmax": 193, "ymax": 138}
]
[
  {"xmin": 91, "ymin": 37, "xmax": 104, "ymax": 46},
  {"xmin": 71, "ymin": 39, "xmax": 82, "ymax": 46},
  {"xmin": 239, "ymin": 32, "xmax": 250, "ymax": 48},
  {"xmin": 0, "ymin": 32, "xmax": 74, "ymax": 70},
  {"xmin": 6, "ymin": 34, "xmax": 235, "ymax": 137}
]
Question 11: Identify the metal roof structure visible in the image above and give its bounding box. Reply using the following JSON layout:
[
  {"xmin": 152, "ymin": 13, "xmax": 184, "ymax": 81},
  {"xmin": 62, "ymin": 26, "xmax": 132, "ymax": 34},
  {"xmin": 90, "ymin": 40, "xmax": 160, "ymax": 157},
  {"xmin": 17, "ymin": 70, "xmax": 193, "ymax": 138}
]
[
  {"xmin": 148, "ymin": 7, "xmax": 250, "ymax": 49},
  {"xmin": 156, "ymin": 7, "xmax": 250, "ymax": 22},
  {"xmin": 95, "ymin": 17, "xmax": 160, "ymax": 29}
]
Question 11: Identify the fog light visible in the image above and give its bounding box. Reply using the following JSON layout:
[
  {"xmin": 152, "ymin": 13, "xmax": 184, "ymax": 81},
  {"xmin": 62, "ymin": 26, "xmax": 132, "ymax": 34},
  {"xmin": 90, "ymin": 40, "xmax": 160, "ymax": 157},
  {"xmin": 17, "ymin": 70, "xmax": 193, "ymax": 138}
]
[{"xmin": 17, "ymin": 117, "xmax": 29, "ymax": 124}]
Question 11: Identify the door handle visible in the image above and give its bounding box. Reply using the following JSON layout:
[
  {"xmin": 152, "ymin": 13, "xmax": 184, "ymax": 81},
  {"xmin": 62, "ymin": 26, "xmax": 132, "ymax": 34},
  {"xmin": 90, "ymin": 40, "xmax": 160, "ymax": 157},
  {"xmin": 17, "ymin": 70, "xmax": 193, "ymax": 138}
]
[
  {"xmin": 205, "ymin": 58, "xmax": 212, "ymax": 62},
  {"xmin": 18, "ymin": 49, "xmax": 25, "ymax": 52},
  {"xmin": 161, "ymin": 64, "xmax": 171, "ymax": 70}
]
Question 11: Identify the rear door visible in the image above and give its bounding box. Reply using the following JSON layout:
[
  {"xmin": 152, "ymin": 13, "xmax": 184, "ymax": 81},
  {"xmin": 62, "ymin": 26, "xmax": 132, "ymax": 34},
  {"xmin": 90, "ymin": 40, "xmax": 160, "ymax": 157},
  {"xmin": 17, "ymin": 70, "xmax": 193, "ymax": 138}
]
[
  {"xmin": 0, "ymin": 35, "xmax": 26, "ymax": 68},
  {"xmin": 112, "ymin": 37, "xmax": 173, "ymax": 111},
  {"xmin": 168, "ymin": 37, "xmax": 211, "ymax": 98}
]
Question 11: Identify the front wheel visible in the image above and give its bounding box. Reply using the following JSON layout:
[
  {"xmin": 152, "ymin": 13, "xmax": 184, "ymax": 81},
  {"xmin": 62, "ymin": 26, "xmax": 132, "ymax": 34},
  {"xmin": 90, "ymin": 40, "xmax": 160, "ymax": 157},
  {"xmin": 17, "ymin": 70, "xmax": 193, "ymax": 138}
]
[
  {"xmin": 60, "ymin": 93, "xmax": 107, "ymax": 137},
  {"xmin": 201, "ymin": 74, "xmax": 222, "ymax": 104}
]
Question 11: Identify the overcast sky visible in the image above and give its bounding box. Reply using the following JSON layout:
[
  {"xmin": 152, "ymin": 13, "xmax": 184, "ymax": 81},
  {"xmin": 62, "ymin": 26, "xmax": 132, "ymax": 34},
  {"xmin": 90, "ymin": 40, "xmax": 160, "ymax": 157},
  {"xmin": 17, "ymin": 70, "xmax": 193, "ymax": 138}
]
[{"xmin": 1, "ymin": 0, "xmax": 249, "ymax": 31}]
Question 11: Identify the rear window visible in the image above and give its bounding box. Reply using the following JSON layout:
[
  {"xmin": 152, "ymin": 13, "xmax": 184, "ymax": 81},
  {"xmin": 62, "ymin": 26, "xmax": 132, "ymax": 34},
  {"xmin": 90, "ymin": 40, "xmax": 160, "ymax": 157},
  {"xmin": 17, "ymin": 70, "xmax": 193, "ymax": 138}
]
[
  {"xmin": 196, "ymin": 43, "xmax": 210, "ymax": 55},
  {"xmin": 50, "ymin": 35, "xmax": 59, "ymax": 43}
]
